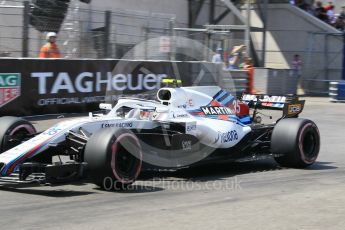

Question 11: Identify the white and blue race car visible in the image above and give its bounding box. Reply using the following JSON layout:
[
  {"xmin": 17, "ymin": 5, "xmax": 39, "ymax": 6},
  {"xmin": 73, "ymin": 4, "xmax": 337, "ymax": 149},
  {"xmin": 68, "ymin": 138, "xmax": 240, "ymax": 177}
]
[{"xmin": 0, "ymin": 84, "xmax": 320, "ymax": 189}]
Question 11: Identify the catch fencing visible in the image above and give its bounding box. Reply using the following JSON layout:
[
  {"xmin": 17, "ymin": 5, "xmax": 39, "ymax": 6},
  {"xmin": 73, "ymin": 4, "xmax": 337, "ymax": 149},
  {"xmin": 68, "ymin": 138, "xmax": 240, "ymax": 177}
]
[
  {"xmin": 0, "ymin": 0, "xmax": 176, "ymax": 59},
  {"xmin": 0, "ymin": 0, "xmax": 249, "ymax": 62}
]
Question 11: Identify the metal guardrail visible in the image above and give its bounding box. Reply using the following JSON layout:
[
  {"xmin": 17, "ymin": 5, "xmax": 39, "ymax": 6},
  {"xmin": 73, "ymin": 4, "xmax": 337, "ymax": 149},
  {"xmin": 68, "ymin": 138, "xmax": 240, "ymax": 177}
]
[
  {"xmin": 222, "ymin": 69, "xmax": 343, "ymax": 97},
  {"xmin": 251, "ymin": 68, "xmax": 298, "ymax": 95},
  {"xmin": 220, "ymin": 70, "xmax": 249, "ymax": 95},
  {"xmin": 329, "ymin": 81, "xmax": 345, "ymax": 102},
  {"xmin": 304, "ymin": 79, "xmax": 339, "ymax": 96}
]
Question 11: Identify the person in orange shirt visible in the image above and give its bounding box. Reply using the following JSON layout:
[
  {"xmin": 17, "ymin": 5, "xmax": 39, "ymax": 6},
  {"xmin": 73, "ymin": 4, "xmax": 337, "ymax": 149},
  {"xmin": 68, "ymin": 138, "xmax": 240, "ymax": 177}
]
[
  {"xmin": 39, "ymin": 32, "xmax": 61, "ymax": 58},
  {"xmin": 243, "ymin": 57, "xmax": 254, "ymax": 94}
]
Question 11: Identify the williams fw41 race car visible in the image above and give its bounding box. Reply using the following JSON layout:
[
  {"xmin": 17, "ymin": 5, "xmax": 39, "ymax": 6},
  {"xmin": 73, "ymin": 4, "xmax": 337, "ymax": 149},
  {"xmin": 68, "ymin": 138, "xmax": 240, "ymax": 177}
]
[{"xmin": 0, "ymin": 84, "xmax": 320, "ymax": 190}]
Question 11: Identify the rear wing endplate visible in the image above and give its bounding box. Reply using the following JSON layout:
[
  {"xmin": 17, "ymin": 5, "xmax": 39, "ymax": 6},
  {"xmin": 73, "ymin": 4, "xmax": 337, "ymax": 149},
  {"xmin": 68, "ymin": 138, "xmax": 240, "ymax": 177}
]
[{"xmin": 242, "ymin": 94, "xmax": 305, "ymax": 118}]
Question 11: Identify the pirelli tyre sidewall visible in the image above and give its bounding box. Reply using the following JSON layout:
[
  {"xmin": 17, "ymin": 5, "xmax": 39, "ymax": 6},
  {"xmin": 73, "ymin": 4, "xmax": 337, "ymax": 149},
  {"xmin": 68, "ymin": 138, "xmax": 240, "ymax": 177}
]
[
  {"xmin": 272, "ymin": 118, "xmax": 320, "ymax": 168},
  {"xmin": 84, "ymin": 128, "xmax": 142, "ymax": 190},
  {"xmin": 0, "ymin": 116, "xmax": 36, "ymax": 153}
]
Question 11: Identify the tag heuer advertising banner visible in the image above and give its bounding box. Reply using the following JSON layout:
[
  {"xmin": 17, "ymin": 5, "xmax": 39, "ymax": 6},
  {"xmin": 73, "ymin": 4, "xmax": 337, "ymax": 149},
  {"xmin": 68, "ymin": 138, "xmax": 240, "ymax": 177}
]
[
  {"xmin": 0, "ymin": 73, "xmax": 21, "ymax": 108},
  {"xmin": 0, "ymin": 59, "xmax": 219, "ymax": 116}
]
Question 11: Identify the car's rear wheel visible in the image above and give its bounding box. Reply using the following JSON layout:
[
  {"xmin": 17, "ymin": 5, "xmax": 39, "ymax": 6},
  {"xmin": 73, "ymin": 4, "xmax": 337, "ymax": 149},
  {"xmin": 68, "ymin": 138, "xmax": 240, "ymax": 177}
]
[
  {"xmin": 84, "ymin": 128, "xmax": 142, "ymax": 190},
  {"xmin": 272, "ymin": 118, "xmax": 320, "ymax": 168},
  {"xmin": 0, "ymin": 116, "xmax": 36, "ymax": 153}
]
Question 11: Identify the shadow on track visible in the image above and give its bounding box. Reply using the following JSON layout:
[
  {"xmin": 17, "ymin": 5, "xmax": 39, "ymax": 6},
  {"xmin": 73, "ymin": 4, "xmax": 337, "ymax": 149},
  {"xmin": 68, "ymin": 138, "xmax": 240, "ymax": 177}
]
[
  {"xmin": 139, "ymin": 160, "xmax": 337, "ymax": 182},
  {"xmin": 0, "ymin": 185, "xmax": 95, "ymax": 197},
  {"xmin": 0, "ymin": 161, "xmax": 335, "ymax": 195},
  {"xmin": 306, "ymin": 161, "xmax": 337, "ymax": 170}
]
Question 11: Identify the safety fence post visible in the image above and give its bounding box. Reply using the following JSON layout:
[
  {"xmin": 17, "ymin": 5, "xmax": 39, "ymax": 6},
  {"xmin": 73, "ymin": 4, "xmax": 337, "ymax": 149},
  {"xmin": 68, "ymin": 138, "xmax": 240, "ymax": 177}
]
[
  {"xmin": 104, "ymin": 10, "xmax": 111, "ymax": 58},
  {"xmin": 22, "ymin": 1, "xmax": 30, "ymax": 57},
  {"xmin": 342, "ymin": 32, "xmax": 345, "ymax": 80}
]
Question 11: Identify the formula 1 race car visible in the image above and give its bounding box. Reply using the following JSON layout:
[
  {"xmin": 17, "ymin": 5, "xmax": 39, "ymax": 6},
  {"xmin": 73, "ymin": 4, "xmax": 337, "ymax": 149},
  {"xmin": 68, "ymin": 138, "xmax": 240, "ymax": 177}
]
[{"xmin": 0, "ymin": 83, "xmax": 320, "ymax": 189}]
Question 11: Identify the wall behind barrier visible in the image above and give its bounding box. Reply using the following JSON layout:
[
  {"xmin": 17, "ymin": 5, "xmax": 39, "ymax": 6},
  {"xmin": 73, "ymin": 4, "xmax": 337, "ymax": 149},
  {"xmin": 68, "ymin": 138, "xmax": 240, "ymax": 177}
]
[{"xmin": 0, "ymin": 59, "xmax": 223, "ymax": 116}]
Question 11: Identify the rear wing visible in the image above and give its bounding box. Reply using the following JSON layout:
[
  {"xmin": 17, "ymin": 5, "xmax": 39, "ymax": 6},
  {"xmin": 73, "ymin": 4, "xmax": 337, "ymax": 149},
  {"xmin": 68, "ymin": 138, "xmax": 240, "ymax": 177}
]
[{"xmin": 241, "ymin": 94, "xmax": 305, "ymax": 118}]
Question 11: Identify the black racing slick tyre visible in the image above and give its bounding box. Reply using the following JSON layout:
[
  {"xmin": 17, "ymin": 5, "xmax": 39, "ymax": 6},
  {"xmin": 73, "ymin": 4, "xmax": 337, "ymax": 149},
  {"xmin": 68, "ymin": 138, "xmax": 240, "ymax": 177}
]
[
  {"xmin": 272, "ymin": 118, "xmax": 320, "ymax": 168},
  {"xmin": 84, "ymin": 128, "xmax": 142, "ymax": 191},
  {"xmin": 0, "ymin": 116, "xmax": 36, "ymax": 153}
]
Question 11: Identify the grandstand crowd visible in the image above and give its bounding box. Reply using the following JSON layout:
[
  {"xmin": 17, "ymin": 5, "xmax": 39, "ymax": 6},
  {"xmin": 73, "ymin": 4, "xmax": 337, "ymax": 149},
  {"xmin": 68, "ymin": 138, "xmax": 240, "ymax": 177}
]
[{"xmin": 292, "ymin": 1, "xmax": 345, "ymax": 31}]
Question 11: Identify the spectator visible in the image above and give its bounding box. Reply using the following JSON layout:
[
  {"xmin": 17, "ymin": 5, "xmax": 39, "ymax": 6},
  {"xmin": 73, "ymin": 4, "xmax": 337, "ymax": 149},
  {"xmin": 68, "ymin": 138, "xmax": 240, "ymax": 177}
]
[
  {"xmin": 334, "ymin": 16, "xmax": 345, "ymax": 31},
  {"xmin": 291, "ymin": 54, "xmax": 303, "ymax": 94},
  {"xmin": 326, "ymin": 5, "xmax": 336, "ymax": 24},
  {"xmin": 324, "ymin": 1, "xmax": 334, "ymax": 11},
  {"xmin": 340, "ymin": 6, "xmax": 345, "ymax": 19},
  {"xmin": 291, "ymin": 54, "xmax": 302, "ymax": 77},
  {"xmin": 211, "ymin": 47, "xmax": 223, "ymax": 63},
  {"xmin": 305, "ymin": 3, "xmax": 315, "ymax": 15},
  {"xmin": 39, "ymin": 32, "xmax": 61, "ymax": 58},
  {"xmin": 228, "ymin": 45, "xmax": 246, "ymax": 70},
  {"xmin": 293, "ymin": 0, "xmax": 345, "ymax": 31},
  {"xmin": 314, "ymin": 1, "xmax": 328, "ymax": 22},
  {"xmin": 296, "ymin": 0, "xmax": 309, "ymax": 11},
  {"xmin": 243, "ymin": 57, "xmax": 255, "ymax": 94}
]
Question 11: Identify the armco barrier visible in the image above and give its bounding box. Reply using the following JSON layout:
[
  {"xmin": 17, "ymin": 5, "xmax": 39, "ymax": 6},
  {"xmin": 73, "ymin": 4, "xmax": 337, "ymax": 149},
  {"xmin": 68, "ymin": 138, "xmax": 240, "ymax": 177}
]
[
  {"xmin": 329, "ymin": 81, "xmax": 345, "ymax": 102},
  {"xmin": 220, "ymin": 70, "xmax": 248, "ymax": 95},
  {"xmin": 0, "ymin": 59, "xmax": 230, "ymax": 116},
  {"xmin": 305, "ymin": 79, "xmax": 336, "ymax": 96},
  {"xmin": 253, "ymin": 68, "xmax": 298, "ymax": 95}
]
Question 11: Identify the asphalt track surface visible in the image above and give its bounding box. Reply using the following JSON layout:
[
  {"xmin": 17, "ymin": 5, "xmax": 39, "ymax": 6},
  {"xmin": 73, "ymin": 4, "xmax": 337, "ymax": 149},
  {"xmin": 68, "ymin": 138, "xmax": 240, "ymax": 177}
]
[{"xmin": 1, "ymin": 97, "xmax": 345, "ymax": 230}]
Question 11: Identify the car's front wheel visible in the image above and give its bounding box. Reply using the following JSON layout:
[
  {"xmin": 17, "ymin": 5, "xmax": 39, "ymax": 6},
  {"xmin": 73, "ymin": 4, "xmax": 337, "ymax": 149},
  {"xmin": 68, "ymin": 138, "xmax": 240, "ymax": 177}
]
[
  {"xmin": 0, "ymin": 116, "xmax": 36, "ymax": 153},
  {"xmin": 272, "ymin": 118, "xmax": 320, "ymax": 168},
  {"xmin": 84, "ymin": 128, "xmax": 142, "ymax": 190}
]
